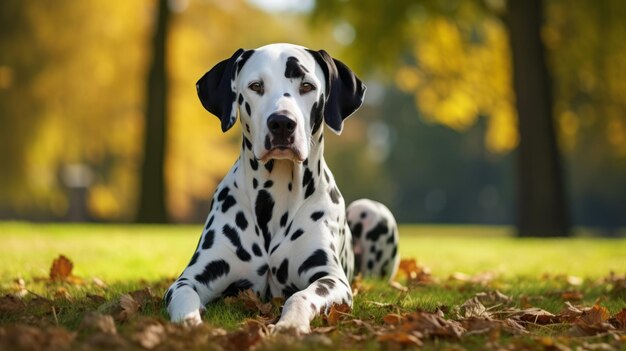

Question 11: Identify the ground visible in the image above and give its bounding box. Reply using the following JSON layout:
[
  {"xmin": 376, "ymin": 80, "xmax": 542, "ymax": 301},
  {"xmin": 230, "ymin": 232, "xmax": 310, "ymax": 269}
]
[{"xmin": 0, "ymin": 223, "xmax": 625, "ymax": 350}]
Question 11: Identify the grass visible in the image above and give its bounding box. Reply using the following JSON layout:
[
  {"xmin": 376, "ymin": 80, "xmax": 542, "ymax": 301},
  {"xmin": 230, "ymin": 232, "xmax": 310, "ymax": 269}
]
[{"xmin": 1, "ymin": 222, "xmax": 625, "ymax": 350}]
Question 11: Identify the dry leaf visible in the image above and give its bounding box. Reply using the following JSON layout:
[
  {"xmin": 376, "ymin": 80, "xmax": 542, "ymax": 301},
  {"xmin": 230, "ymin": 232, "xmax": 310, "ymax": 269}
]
[
  {"xmin": 0, "ymin": 294, "xmax": 26, "ymax": 314},
  {"xmin": 50, "ymin": 255, "xmax": 73, "ymax": 281},
  {"xmin": 80, "ymin": 312, "xmax": 117, "ymax": 334},
  {"xmin": 402, "ymin": 311, "xmax": 465, "ymax": 339},
  {"xmin": 609, "ymin": 308, "xmax": 626, "ymax": 330},
  {"xmin": 226, "ymin": 320, "xmax": 266, "ymax": 350},
  {"xmin": 383, "ymin": 313, "xmax": 402, "ymax": 325},
  {"xmin": 514, "ymin": 308, "xmax": 560, "ymax": 325},
  {"xmin": 326, "ymin": 303, "xmax": 351, "ymax": 326},
  {"xmin": 132, "ymin": 322, "xmax": 166, "ymax": 349},
  {"xmin": 377, "ymin": 331, "xmax": 423, "ymax": 347},
  {"xmin": 397, "ymin": 259, "xmax": 432, "ymax": 285},
  {"xmin": 455, "ymin": 297, "xmax": 489, "ymax": 319},
  {"xmin": 116, "ymin": 294, "xmax": 140, "ymax": 322}
]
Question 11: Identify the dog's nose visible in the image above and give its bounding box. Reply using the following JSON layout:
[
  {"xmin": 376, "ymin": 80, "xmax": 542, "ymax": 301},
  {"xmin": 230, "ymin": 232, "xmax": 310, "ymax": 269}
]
[{"xmin": 267, "ymin": 114, "xmax": 296, "ymax": 138}]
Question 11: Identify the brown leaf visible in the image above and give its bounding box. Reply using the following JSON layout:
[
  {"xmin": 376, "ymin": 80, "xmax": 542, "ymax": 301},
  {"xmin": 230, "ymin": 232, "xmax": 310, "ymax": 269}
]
[
  {"xmin": 377, "ymin": 331, "xmax": 423, "ymax": 347},
  {"xmin": 609, "ymin": 308, "xmax": 626, "ymax": 330},
  {"xmin": 0, "ymin": 294, "xmax": 26, "ymax": 314},
  {"xmin": 570, "ymin": 304, "xmax": 614, "ymax": 336},
  {"xmin": 580, "ymin": 304, "xmax": 610, "ymax": 325},
  {"xmin": 454, "ymin": 297, "xmax": 489, "ymax": 319},
  {"xmin": 132, "ymin": 322, "xmax": 166, "ymax": 349},
  {"xmin": 0, "ymin": 325, "xmax": 76, "ymax": 351},
  {"xmin": 560, "ymin": 291, "xmax": 584, "ymax": 301},
  {"xmin": 383, "ymin": 313, "xmax": 402, "ymax": 325},
  {"xmin": 226, "ymin": 320, "xmax": 267, "ymax": 350},
  {"xmin": 236, "ymin": 289, "xmax": 274, "ymax": 316},
  {"xmin": 402, "ymin": 311, "xmax": 465, "ymax": 339},
  {"xmin": 80, "ymin": 312, "xmax": 117, "ymax": 334},
  {"xmin": 326, "ymin": 303, "xmax": 351, "ymax": 326},
  {"xmin": 515, "ymin": 307, "xmax": 560, "ymax": 325},
  {"xmin": 116, "ymin": 293, "xmax": 140, "ymax": 322},
  {"xmin": 49, "ymin": 255, "xmax": 73, "ymax": 281},
  {"xmin": 474, "ymin": 290, "xmax": 512, "ymax": 307},
  {"xmin": 397, "ymin": 259, "xmax": 432, "ymax": 285}
]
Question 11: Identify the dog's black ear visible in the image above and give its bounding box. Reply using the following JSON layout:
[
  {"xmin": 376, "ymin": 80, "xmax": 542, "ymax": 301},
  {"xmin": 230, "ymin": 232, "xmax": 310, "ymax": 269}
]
[
  {"xmin": 196, "ymin": 48, "xmax": 249, "ymax": 132},
  {"xmin": 306, "ymin": 49, "xmax": 366, "ymax": 134}
]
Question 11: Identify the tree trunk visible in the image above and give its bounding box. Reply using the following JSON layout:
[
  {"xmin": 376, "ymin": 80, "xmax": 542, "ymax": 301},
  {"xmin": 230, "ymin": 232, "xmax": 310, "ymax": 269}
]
[
  {"xmin": 505, "ymin": 0, "xmax": 569, "ymax": 236},
  {"xmin": 137, "ymin": 0, "xmax": 170, "ymax": 223}
]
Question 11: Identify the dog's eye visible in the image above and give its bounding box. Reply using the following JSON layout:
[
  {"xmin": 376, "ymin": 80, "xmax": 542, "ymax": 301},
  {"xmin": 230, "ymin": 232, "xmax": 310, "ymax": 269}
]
[
  {"xmin": 299, "ymin": 82, "xmax": 315, "ymax": 94},
  {"xmin": 249, "ymin": 82, "xmax": 264, "ymax": 94}
]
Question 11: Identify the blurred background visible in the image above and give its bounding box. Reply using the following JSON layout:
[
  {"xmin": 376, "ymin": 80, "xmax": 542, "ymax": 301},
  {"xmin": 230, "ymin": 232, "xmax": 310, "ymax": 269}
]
[{"xmin": 1, "ymin": 0, "xmax": 624, "ymax": 236}]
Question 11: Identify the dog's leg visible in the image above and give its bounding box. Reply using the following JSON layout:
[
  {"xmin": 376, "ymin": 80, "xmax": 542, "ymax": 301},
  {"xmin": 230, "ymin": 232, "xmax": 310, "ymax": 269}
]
[
  {"xmin": 347, "ymin": 199, "xmax": 400, "ymax": 281},
  {"xmin": 165, "ymin": 284, "xmax": 204, "ymax": 326},
  {"xmin": 274, "ymin": 272, "xmax": 351, "ymax": 334}
]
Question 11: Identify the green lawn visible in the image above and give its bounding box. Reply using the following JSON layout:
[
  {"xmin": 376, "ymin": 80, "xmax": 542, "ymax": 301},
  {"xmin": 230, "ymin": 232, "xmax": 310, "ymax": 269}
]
[{"xmin": 1, "ymin": 222, "xmax": 625, "ymax": 350}]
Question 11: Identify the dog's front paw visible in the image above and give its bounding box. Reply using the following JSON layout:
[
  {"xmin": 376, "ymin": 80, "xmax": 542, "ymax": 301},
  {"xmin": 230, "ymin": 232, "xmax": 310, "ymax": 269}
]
[{"xmin": 271, "ymin": 319, "xmax": 311, "ymax": 336}]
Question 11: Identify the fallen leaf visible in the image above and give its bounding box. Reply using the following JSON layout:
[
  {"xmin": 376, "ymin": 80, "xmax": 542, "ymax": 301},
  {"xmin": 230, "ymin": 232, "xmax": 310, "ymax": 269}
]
[
  {"xmin": 397, "ymin": 259, "xmax": 432, "ymax": 285},
  {"xmin": 570, "ymin": 304, "xmax": 614, "ymax": 336},
  {"xmin": 609, "ymin": 308, "xmax": 626, "ymax": 330},
  {"xmin": 0, "ymin": 294, "xmax": 26, "ymax": 314},
  {"xmin": 225, "ymin": 289, "xmax": 274, "ymax": 317},
  {"xmin": 132, "ymin": 322, "xmax": 166, "ymax": 349},
  {"xmin": 454, "ymin": 297, "xmax": 489, "ymax": 319},
  {"xmin": 49, "ymin": 255, "xmax": 73, "ymax": 281},
  {"xmin": 80, "ymin": 312, "xmax": 117, "ymax": 334},
  {"xmin": 560, "ymin": 291, "xmax": 584, "ymax": 301},
  {"xmin": 474, "ymin": 290, "xmax": 512, "ymax": 307},
  {"xmin": 326, "ymin": 303, "xmax": 351, "ymax": 326},
  {"xmin": 513, "ymin": 308, "xmax": 560, "ymax": 325},
  {"xmin": 116, "ymin": 293, "xmax": 140, "ymax": 322},
  {"xmin": 402, "ymin": 311, "xmax": 465, "ymax": 339},
  {"xmin": 0, "ymin": 325, "xmax": 76, "ymax": 351},
  {"xmin": 383, "ymin": 313, "xmax": 402, "ymax": 325},
  {"xmin": 226, "ymin": 320, "xmax": 266, "ymax": 350},
  {"xmin": 377, "ymin": 331, "xmax": 423, "ymax": 347}
]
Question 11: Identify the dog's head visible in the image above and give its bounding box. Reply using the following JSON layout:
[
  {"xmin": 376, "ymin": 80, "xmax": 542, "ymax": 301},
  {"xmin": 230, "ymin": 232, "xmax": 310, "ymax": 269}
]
[{"xmin": 196, "ymin": 43, "xmax": 366, "ymax": 163}]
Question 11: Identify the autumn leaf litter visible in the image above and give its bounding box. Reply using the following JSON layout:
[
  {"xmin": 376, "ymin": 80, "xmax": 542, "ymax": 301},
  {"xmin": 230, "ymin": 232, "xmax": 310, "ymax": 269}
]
[{"xmin": 0, "ymin": 255, "xmax": 625, "ymax": 350}]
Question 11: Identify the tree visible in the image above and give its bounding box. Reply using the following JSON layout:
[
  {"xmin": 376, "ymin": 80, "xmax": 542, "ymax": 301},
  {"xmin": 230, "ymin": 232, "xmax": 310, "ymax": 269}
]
[
  {"xmin": 137, "ymin": 0, "xmax": 171, "ymax": 223},
  {"xmin": 504, "ymin": 0, "xmax": 569, "ymax": 236},
  {"xmin": 312, "ymin": 0, "xmax": 570, "ymax": 236}
]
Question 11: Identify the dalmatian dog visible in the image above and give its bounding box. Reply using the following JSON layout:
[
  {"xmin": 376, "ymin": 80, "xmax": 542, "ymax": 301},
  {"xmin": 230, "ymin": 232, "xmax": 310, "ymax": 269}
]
[{"xmin": 164, "ymin": 43, "xmax": 400, "ymax": 334}]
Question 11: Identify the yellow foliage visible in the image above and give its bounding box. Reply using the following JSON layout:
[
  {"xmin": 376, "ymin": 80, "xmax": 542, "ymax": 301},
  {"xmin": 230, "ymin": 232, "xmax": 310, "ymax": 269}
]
[{"xmin": 398, "ymin": 8, "xmax": 518, "ymax": 153}]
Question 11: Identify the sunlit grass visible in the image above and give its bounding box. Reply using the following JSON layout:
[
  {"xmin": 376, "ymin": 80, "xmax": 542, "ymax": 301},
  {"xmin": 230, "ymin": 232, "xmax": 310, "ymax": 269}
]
[{"xmin": 1, "ymin": 222, "xmax": 624, "ymax": 283}]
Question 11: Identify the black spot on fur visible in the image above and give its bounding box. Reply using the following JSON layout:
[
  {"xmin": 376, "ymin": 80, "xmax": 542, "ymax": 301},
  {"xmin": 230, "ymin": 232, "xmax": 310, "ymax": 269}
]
[
  {"xmin": 164, "ymin": 288, "xmax": 173, "ymax": 306},
  {"xmin": 249, "ymin": 158, "xmax": 258, "ymax": 171},
  {"xmin": 290, "ymin": 229, "xmax": 304, "ymax": 241},
  {"xmin": 264, "ymin": 159, "xmax": 274, "ymax": 172},
  {"xmin": 235, "ymin": 212, "xmax": 248, "ymax": 231},
  {"xmin": 288, "ymin": 183, "xmax": 292, "ymax": 191},
  {"xmin": 367, "ymin": 259, "xmax": 374, "ymax": 270},
  {"xmin": 375, "ymin": 250, "xmax": 383, "ymax": 262},
  {"xmin": 310, "ymin": 211, "xmax": 324, "ymax": 221},
  {"xmin": 354, "ymin": 253, "xmax": 362, "ymax": 273},
  {"xmin": 223, "ymin": 225, "xmax": 251, "ymax": 262},
  {"xmin": 308, "ymin": 271, "xmax": 328, "ymax": 284},
  {"xmin": 238, "ymin": 93, "xmax": 243, "ymax": 105},
  {"xmin": 252, "ymin": 243, "xmax": 262, "ymax": 257},
  {"xmin": 195, "ymin": 260, "xmax": 230, "ymax": 285},
  {"xmin": 315, "ymin": 285, "xmax": 329, "ymax": 297},
  {"xmin": 276, "ymin": 259, "xmax": 289, "ymax": 284},
  {"xmin": 302, "ymin": 168, "xmax": 312, "ymax": 188},
  {"xmin": 380, "ymin": 260, "xmax": 389, "ymax": 277},
  {"xmin": 280, "ymin": 212, "xmax": 288, "ymax": 227},
  {"xmin": 365, "ymin": 218, "xmax": 389, "ymax": 242},
  {"xmin": 243, "ymin": 137, "xmax": 252, "ymax": 150},
  {"xmin": 188, "ymin": 251, "xmax": 200, "ymax": 266},
  {"xmin": 310, "ymin": 94, "xmax": 325, "ymax": 134},
  {"xmin": 284, "ymin": 56, "xmax": 308, "ymax": 78},
  {"xmin": 284, "ymin": 93, "xmax": 290, "ymax": 97},
  {"xmin": 387, "ymin": 232, "xmax": 395, "ymax": 244},
  {"xmin": 217, "ymin": 187, "xmax": 230, "ymax": 201},
  {"xmin": 360, "ymin": 211, "xmax": 367, "ymax": 219},
  {"xmin": 202, "ymin": 230, "xmax": 215, "ymax": 250},
  {"xmin": 329, "ymin": 187, "xmax": 341, "ymax": 204},
  {"xmin": 298, "ymin": 249, "xmax": 328, "ymax": 276},
  {"xmin": 222, "ymin": 196, "xmax": 236, "ymax": 213},
  {"xmin": 270, "ymin": 244, "xmax": 279, "ymax": 255},
  {"xmin": 264, "ymin": 180, "xmax": 273, "ymax": 188},
  {"xmin": 310, "ymin": 303, "xmax": 317, "ymax": 312},
  {"xmin": 235, "ymin": 50, "xmax": 254, "ymax": 74},
  {"xmin": 317, "ymin": 278, "xmax": 336, "ymax": 289},
  {"xmin": 351, "ymin": 223, "xmax": 363, "ymax": 239},
  {"xmin": 204, "ymin": 216, "xmax": 214, "ymax": 230},
  {"xmin": 257, "ymin": 264, "xmax": 269, "ymax": 276},
  {"xmin": 222, "ymin": 279, "xmax": 253, "ymax": 297},
  {"xmin": 253, "ymin": 178, "xmax": 258, "ymax": 189},
  {"xmin": 245, "ymin": 102, "xmax": 251, "ymax": 116},
  {"xmin": 255, "ymin": 190, "xmax": 274, "ymax": 252},
  {"xmin": 391, "ymin": 246, "xmax": 397, "ymax": 259},
  {"xmin": 282, "ymin": 283, "xmax": 300, "ymax": 298}
]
